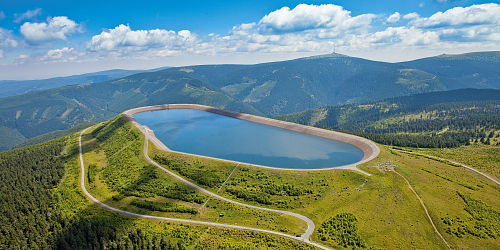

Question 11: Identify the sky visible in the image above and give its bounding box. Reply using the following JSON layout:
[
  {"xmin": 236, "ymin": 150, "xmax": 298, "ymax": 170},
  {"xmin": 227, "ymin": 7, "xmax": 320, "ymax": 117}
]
[{"xmin": 0, "ymin": 0, "xmax": 499, "ymax": 80}]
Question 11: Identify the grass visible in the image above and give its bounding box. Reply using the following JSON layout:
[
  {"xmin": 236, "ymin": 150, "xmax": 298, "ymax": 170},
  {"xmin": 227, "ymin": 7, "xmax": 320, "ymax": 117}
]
[
  {"xmin": 409, "ymin": 144, "xmax": 500, "ymax": 180},
  {"xmin": 151, "ymin": 139, "xmax": 500, "ymax": 249},
  {"xmin": 81, "ymin": 117, "xmax": 306, "ymax": 236},
  {"xmin": 56, "ymin": 120, "xmax": 317, "ymax": 249},
  {"xmin": 78, "ymin": 115, "xmax": 500, "ymax": 249}
]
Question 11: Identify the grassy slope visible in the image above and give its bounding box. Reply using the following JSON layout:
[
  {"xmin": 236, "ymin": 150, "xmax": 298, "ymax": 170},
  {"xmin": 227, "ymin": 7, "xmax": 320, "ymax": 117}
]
[
  {"xmin": 146, "ymin": 128, "xmax": 500, "ymax": 249},
  {"xmin": 53, "ymin": 118, "xmax": 316, "ymax": 249},
  {"xmin": 80, "ymin": 115, "xmax": 306, "ymax": 236},
  {"xmin": 409, "ymin": 144, "xmax": 500, "ymax": 181}
]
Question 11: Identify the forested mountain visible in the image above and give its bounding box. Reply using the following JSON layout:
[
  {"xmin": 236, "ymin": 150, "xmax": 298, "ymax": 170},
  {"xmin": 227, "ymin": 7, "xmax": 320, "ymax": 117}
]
[
  {"xmin": 0, "ymin": 69, "xmax": 153, "ymax": 99},
  {"xmin": 401, "ymin": 51, "xmax": 500, "ymax": 89},
  {"xmin": 173, "ymin": 53, "xmax": 470, "ymax": 116},
  {"xmin": 3, "ymin": 51, "xmax": 500, "ymax": 152},
  {"xmin": 0, "ymin": 70, "xmax": 260, "ymax": 151},
  {"xmin": 275, "ymin": 89, "xmax": 500, "ymax": 148}
]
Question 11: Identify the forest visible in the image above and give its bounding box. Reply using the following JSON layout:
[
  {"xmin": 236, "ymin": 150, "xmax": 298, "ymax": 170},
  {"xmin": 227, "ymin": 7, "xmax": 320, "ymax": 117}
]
[{"xmin": 275, "ymin": 89, "xmax": 500, "ymax": 148}]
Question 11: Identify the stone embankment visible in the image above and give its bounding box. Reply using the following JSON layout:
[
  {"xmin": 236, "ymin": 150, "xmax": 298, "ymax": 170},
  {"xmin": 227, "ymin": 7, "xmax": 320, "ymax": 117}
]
[{"xmin": 123, "ymin": 104, "xmax": 380, "ymax": 174}]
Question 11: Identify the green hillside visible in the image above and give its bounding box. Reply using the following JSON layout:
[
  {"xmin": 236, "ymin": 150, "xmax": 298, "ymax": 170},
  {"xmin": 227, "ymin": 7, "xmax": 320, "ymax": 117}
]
[
  {"xmin": 401, "ymin": 51, "xmax": 500, "ymax": 89},
  {"xmin": 175, "ymin": 53, "xmax": 470, "ymax": 116},
  {"xmin": 275, "ymin": 89, "xmax": 500, "ymax": 148},
  {"xmin": 0, "ymin": 69, "xmax": 145, "ymax": 99},
  {"xmin": 0, "ymin": 70, "xmax": 261, "ymax": 152},
  {"xmin": 0, "ymin": 122, "xmax": 313, "ymax": 250}
]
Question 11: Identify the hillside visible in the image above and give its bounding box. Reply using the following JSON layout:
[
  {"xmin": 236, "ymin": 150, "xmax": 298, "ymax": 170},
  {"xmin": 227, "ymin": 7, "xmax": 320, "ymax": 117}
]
[
  {"xmin": 0, "ymin": 69, "xmax": 146, "ymax": 99},
  {"xmin": 175, "ymin": 53, "xmax": 470, "ymax": 116},
  {"xmin": 3, "ymin": 107, "xmax": 500, "ymax": 249},
  {"xmin": 401, "ymin": 51, "xmax": 500, "ymax": 89},
  {"xmin": 0, "ymin": 70, "xmax": 260, "ymax": 152},
  {"xmin": 3, "ymin": 51, "xmax": 499, "ymax": 152},
  {"xmin": 275, "ymin": 88, "xmax": 500, "ymax": 148}
]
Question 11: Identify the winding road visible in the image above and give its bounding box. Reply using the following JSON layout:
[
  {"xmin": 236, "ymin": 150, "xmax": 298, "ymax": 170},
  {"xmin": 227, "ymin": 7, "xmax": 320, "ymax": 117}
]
[{"xmin": 79, "ymin": 128, "xmax": 332, "ymax": 250}]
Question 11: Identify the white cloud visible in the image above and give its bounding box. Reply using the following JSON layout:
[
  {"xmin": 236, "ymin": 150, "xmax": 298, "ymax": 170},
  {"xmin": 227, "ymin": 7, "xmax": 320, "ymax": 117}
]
[
  {"xmin": 87, "ymin": 24, "xmax": 196, "ymax": 51},
  {"xmin": 87, "ymin": 24, "xmax": 199, "ymax": 59},
  {"xmin": 0, "ymin": 11, "xmax": 6, "ymax": 22},
  {"xmin": 411, "ymin": 3, "xmax": 500, "ymax": 28},
  {"xmin": 367, "ymin": 27, "xmax": 440, "ymax": 46},
  {"xmin": 0, "ymin": 49, "xmax": 3, "ymax": 58},
  {"xmin": 16, "ymin": 54, "xmax": 29, "ymax": 60},
  {"xmin": 257, "ymin": 4, "xmax": 376, "ymax": 34},
  {"xmin": 403, "ymin": 12, "xmax": 420, "ymax": 19},
  {"xmin": 386, "ymin": 12, "xmax": 401, "ymax": 23},
  {"xmin": 20, "ymin": 16, "xmax": 83, "ymax": 46},
  {"xmin": 40, "ymin": 47, "xmax": 75, "ymax": 61},
  {"xmin": 13, "ymin": 8, "xmax": 42, "ymax": 24},
  {"xmin": 0, "ymin": 27, "xmax": 19, "ymax": 48}
]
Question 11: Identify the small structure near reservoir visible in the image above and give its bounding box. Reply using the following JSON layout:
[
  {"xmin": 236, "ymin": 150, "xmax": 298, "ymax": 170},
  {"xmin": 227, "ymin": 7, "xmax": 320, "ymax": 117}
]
[{"xmin": 377, "ymin": 161, "xmax": 397, "ymax": 171}]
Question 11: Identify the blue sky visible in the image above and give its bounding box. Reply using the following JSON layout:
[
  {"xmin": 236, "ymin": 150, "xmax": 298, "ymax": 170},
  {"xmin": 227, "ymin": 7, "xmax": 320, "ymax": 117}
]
[{"xmin": 1, "ymin": 0, "xmax": 499, "ymax": 79}]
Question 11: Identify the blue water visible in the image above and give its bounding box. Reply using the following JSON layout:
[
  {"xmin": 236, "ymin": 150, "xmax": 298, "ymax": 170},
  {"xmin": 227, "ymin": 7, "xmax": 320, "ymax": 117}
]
[{"xmin": 133, "ymin": 109, "xmax": 364, "ymax": 169}]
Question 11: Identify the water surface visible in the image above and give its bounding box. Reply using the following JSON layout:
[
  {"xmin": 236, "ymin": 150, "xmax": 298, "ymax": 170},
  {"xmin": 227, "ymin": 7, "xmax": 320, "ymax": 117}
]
[{"xmin": 133, "ymin": 109, "xmax": 364, "ymax": 169}]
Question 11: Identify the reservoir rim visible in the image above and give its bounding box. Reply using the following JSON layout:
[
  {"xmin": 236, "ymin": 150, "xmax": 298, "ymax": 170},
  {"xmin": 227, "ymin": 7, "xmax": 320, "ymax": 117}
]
[{"xmin": 123, "ymin": 104, "xmax": 380, "ymax": 173}]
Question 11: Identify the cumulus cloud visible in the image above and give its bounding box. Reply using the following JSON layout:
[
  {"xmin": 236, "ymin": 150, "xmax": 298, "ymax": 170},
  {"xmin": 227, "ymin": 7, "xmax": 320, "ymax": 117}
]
[
  {"xmin": 257, "ymin": 4, "xmax": 376, "ymax": 34},
  {"xmin": 0, "ymin": 11, "xmax": 6, "ymax": 22},
  {"xmin": 29, "ymin": 3, "xmax": 485, "ymax": 64},
  {"xmin": 367, "ymin": 27, "xmax": 440, "ymax": 46},
  {"xmin": 403, "ymin": 12, "xmax": 420, "ymax": 19},
  {"xmin": 20, "ymin": 16, "xmax": 83, "ymax": 46},
  {"xmin": 386, "ymin": 12, "xmax": 401, "ymax": 23},
  {"xmin": 411, "ymin": 3, "xmax": 500, "ymax": 28},
  {"xmin": 86, "ymin": 24, "xmax": 198, "ymax": 59},
  {"xmin": 14, "ymin": 8, "xmax": 42, "ymax": 24}
]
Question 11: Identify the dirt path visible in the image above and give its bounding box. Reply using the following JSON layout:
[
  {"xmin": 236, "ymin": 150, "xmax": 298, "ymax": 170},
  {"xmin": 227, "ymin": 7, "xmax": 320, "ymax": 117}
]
[{"xmin": 392, "ymin": 168, "xmax": 452, "ymax": 249}]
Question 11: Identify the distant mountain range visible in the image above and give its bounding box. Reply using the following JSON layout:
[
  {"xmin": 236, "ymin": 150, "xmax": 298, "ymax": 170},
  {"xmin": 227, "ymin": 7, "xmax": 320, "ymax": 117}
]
[
  {"xmin": 0, "ymin": 51, "xmax": 499, "ymax": 151},
  {"xmin": 173, "ymin": 53, "xmax": 471, "ymax": 116},
  {"xmin": 0, "ymin": 67, "xmax": 171, "ymax": 98}
]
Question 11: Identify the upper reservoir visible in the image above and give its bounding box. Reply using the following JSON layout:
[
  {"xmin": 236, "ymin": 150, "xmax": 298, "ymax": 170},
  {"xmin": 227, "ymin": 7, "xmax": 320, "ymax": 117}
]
[{"xmin": 133, "ymin": 109, "xmax": 364, "ymax": 169}]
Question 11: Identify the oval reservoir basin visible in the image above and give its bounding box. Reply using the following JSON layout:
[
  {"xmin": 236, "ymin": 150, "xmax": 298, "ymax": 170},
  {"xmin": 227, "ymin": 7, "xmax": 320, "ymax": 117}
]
[{"xmin": 132, "ymin": 109, "xmax": 364, "ymax": 170}]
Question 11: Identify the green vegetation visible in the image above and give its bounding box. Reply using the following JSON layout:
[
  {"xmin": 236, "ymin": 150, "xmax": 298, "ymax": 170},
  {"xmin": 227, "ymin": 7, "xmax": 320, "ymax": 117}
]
[
  {"xmin": 442, "ymin": 192, "xmax": 500, "ymax": 239},
  {"xmin": 82, "ymin": 115, "xmax": 305, "ymax": 235},
  {"xmin": 275, "ymin": 88, "xmax": 500, "ymax": 148},
  {"xmin": 421, "ymin": 169, "xmax": 479, "ymax": 190},
  {"xmin": 0, "ymin": 116, "xmax": 317, "ymax": 249},
  {"xmin": 14, "ymin": 122, "xmax": 98, "ymax": 149},
  {"xmin": 402, "ymin": 51, "xmax": 500, "ymax": 89},
  {"xmin": 130, "ymin": 199, "xmax": 199, "ymax": 214},
  {"xmin": 0, "ymin": 70, "xmax": 261, "ymax": 152},
  {"xmin": 318, "ymin": 213, "xmax": 366, "ymax": 248},
  {"xmin": 3, "ymin": 107, "xmax": 500, "ymax": 249},
  {"xmin": 0, "ymin": 68, "xmax": 145, "ymax": 99},
  {"xmin": 5, "ymin": 51, "xmax": 492, "ymax": 151},
  {"xmin": 152, "ymin": 155, "xmax": 230, "ymax": 188},
  {"xmin": 0, "ymin": 138, "xmax": 66, "ymax": 249},
  {"xmin": 409, "ymin": 145, "xmax": 500, "ymax": 180}
]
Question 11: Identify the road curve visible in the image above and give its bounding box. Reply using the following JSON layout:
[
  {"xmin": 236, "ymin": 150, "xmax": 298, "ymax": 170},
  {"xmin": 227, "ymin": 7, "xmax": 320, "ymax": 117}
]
[
  {"xmin": 393, "ymin": 149, "xmax": 500, "ymax": 186},
  {"xmin": 78, "ymin": 128, "xmax": 332, "ymax": 250}
]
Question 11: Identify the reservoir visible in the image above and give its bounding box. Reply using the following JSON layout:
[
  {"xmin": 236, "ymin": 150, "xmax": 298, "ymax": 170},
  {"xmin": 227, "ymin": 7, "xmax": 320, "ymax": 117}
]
[{"xmin": 133, "ymin": 109, "xmax": 364, "ymax": 169}]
